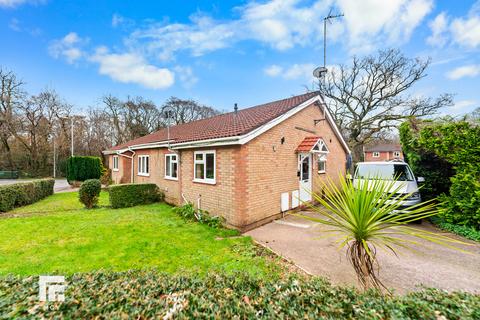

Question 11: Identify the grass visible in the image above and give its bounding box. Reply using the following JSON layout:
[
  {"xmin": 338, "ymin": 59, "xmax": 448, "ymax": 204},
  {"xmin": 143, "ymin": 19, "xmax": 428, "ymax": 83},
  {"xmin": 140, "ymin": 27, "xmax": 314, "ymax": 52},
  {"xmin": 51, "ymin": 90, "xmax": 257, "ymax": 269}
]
[{"xmin": 0, "ymin": 191, "xmax": 282, "ymax": 277}]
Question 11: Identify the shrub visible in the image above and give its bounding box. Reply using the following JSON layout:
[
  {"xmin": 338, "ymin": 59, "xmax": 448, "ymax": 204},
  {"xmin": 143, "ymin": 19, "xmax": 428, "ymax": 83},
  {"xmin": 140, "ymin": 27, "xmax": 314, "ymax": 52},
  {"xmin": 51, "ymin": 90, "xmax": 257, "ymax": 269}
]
[
  {"xmin": 79, "ymin": 179, "xmax": 101, "ymax": 209},
  {"xmin": 66, "ymin": 156, "xmax": 103, "ymax": 184},
  {"xmin": 400, "ymin": 118, "xmax": 480, "ymax": 229},
  {"xmin": 1, "ymin": 271, "xmax": 479, "ymax": 319},
  {"xmin": 173, "ymin": 202, "xmax": 224, "ymax": 228},
  {"xmin": 108, "ymin": 183, "xmax": 164, "ymax": 208},
  {"xmin": 100, "ymin": 167, "xmax": 112, "ymax": 186},
  {"xmin": 0, "ymin": 178, "xmax": 55, "ymax": 212}
]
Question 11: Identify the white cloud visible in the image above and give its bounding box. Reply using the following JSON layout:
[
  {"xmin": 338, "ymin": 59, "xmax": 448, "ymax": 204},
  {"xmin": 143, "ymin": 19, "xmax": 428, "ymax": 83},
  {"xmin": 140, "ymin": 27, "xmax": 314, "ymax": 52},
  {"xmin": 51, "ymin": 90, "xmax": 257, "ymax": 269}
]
[
  {"xmin": 427, "ymin": 12, "xmax": 448, "ymax": 47},
  {"xmin": 452, "ymin": 99, "xmax": 477, "ymax": 111},
  {"xmin": 48, "ymin": 32, "xmax": 87, "ymax": 64},
  {"xmin": 0, "ymin": 0, "xmax": 45, "ymax": 8},
  {"xmin": 126, "ymin": 0, "xmax": 433, "ymax": 60},
  {"xmin": 337, "ymin": 0, "xmax": 433, "ymax": 52},
  {"xmin": 173, "ymin": 66, "xmax": 198, "ymax": 89},
  {"xmin": 451, "ymin": 16, "xmax": 480, "ymax": 48},
  {"xmin": 264, "ymin": 63, "xmax": 315, "ymax": 81},
  {"xmin": 426, "ymin": 2, "xmax": 480, "ymax": 49},
  {"xmin": 112, "ymin": 14, "xmax": 124, "ymax": 27},
  {"xmin": 446, "ymin": 64, "xmax": 480, "ymax": 80},
  {"xmin": 90, "ymin": 47, "xmax": 174, "ymax": 89},
  {"xmin": 264, "ymin": 65, "xmax": 283, "ymax": 77}
]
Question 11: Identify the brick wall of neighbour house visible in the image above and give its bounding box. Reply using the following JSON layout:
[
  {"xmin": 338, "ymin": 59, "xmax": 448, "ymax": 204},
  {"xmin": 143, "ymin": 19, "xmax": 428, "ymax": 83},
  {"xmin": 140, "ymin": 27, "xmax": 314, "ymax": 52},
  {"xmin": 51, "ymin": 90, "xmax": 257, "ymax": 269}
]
[
  {"xmin": 242, "ymin": 103, "xmax": 348, "ymax": 229},
  {"xmin": 180, "ymin": 146, "xmax": 239, "ymax": 226},
  {"xmin": 364, "ymin": 151, "xmax": 404, "ymax": 162}
]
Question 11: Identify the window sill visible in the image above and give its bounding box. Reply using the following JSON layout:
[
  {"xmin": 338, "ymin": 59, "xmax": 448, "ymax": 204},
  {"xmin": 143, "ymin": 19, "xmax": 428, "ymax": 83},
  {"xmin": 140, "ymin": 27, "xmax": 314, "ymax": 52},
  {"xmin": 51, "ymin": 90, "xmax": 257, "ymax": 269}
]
[
  {"xmin": 193, "ymin": 179, "xmax": 216, "ymax": 185},
  {"xmin": 113, "ymin": 169, "xmax": 119, "ymax": 172},
  {"xmin": 318, "ymin": 170, "xmax": 326, "ymax": 174},
  {"xmin": 164, "ymin": 176, "xmax": 178, "ymax": 181},
  {"xmin": 138, "ymin": 173, "xmax": 150, "ymax": 177}
]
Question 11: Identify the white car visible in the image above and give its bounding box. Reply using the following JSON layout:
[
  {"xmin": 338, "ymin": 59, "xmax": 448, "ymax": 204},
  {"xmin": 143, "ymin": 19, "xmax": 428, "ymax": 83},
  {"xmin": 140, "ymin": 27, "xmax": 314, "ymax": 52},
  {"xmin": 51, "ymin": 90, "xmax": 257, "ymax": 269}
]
[{"xmin": 353, "ymin": 161, "xmax": 425, "ymax": 209}]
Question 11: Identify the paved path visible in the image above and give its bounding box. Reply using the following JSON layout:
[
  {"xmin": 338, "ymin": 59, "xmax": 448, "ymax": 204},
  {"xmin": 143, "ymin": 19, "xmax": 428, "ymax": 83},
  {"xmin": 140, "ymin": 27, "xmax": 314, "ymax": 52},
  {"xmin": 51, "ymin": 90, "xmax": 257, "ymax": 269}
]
[
  {"xmin": 0, "ymin": 179, "xmax": 74, "ymax": 193},
  {"xmin": 246, "ymin": 212, "xmax": 480, "ymax": 294}
]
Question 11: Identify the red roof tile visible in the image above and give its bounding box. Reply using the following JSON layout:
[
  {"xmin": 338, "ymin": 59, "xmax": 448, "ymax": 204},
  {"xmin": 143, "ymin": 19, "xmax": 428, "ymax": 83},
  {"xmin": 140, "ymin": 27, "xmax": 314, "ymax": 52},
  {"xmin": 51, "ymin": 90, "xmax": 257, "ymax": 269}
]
[
  {"xmin": 107, "ymin": 91, "xmax": 319, "ymax": 151},
  {"xmin": 295, "ymin": 136, "xmax": 322, "ymax": 152}
]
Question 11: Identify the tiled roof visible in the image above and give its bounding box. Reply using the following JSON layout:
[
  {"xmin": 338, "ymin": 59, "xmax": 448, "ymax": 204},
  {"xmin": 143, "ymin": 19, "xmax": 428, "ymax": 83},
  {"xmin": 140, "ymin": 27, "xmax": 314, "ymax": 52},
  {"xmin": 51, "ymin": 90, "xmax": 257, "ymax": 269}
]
[
  {"xmin": 107, "ymin": 91, "xmax": 319, "ymax": 151},
  {"xmin": 295, "ymin": 136, "xmax": 322, "ymax": 152},
  {"xmin": 364, "ymin": 143, "xmax": 402, "ymax": 152}
]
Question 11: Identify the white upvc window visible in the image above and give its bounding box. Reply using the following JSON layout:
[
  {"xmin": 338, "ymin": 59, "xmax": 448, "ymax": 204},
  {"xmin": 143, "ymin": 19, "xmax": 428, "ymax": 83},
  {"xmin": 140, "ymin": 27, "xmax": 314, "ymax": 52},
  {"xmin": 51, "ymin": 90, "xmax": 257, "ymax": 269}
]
[
  {"xmin": 138, "ymin": 155, "xmax": 150, "ymax": 176},
  {"xmin": 165, "ymin": 154, "xmax": 178, "ymax": 180},
  {"xmin": 113, "ymin": 155, "xmax": 119, "ymax": 171},
  {"xmin": 318, "ymin": 154, "xmax": 327, "ymax": 174},
  {"xmin": 372, "ymin": 152, "xmax": 380, "ymax": 158},
  {"xmin": 193, "ymin": 150, "xmax": 216, "ymax": 184},
  {"xmin": 393, "ymin": 151, "xmax": 401, "ymax": 158}
]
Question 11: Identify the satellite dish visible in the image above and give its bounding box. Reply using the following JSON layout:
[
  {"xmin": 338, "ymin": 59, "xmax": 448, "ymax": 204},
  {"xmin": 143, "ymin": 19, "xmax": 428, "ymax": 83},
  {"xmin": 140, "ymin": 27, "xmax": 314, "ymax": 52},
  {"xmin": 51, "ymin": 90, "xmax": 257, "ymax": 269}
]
[{"xmin": 313, "ymin": 66, "xmax": 328, "ymax": 78}]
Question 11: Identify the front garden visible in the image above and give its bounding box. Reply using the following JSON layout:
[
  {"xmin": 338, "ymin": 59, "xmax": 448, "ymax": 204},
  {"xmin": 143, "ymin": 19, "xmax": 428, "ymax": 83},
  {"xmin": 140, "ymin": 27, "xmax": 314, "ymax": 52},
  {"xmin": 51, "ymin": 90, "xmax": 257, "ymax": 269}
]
[{"xmin": 0, "ymin": 191, "xmax": 280, "ymax": 277}]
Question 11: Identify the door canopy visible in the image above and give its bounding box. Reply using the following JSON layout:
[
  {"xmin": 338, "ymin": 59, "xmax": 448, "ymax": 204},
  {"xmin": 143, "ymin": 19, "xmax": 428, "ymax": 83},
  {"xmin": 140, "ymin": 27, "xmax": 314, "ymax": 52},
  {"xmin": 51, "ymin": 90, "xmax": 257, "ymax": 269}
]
[{"xmin": 295, "ymin": 136, "xmax": 329, "ymax": 153}]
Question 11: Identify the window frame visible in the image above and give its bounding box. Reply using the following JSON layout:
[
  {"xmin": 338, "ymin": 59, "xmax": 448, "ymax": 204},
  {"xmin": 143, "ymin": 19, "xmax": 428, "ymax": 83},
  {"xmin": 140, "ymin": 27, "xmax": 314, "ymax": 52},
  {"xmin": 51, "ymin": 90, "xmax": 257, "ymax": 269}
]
[
  {"xmin": 393, "ymin": 151, "xmax": 401, "ymax": 158},
  {"xmin": 138, "ymin": 155, "xmax": 150, "ymax": 176},
  {"xmin": 372, "ymin": 151, "xmax": 380, "ymax": 158},
  {"xmin": 112, "ymin": 155, "xmax": 119, "ymax": 171},
  {"xmin": 193, "ymin": 150, "xmax": 216, "ymax": 184},
  {"xmin": 164, "ymin": 153, "xmax": 179, "ymax": 181},
  {"xmin": 317, "ymin": 154, "xmax": 327, "ymax": 174}
]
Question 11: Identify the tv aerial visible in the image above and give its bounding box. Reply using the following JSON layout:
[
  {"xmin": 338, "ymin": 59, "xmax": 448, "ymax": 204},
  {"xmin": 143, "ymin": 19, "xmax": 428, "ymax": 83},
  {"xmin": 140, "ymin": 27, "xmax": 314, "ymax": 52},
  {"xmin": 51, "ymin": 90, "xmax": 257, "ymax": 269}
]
[{"xmin": 313, "ymin": 8, "xmax": 344, "ymax": 81}]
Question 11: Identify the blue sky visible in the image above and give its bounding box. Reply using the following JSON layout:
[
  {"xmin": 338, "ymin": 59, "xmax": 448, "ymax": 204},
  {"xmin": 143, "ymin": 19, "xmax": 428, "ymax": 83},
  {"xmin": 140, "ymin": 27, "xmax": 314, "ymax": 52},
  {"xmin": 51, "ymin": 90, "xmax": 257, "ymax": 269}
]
[{"xmin": 1, "ymin": 0, "xmax": 479, "ymax": 115}]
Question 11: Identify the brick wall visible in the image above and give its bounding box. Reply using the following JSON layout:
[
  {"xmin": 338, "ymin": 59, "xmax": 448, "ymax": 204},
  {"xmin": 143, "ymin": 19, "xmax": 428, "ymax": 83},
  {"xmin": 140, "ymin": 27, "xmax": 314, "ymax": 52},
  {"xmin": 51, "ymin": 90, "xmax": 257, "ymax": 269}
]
[
  {"xmin": 364, "ymin": 151, "xmax": 404, "ymax": 162},
  {"xmin": 109, "ymin": 153, "xmax": 132, "ymax": 184},
  {"xmin": 242, "ymin": 103, "xmax": 348, "ymax": 228},
  {"xmin": 180, "ymin": 146, "xmax": 239, "ymax": 226}
]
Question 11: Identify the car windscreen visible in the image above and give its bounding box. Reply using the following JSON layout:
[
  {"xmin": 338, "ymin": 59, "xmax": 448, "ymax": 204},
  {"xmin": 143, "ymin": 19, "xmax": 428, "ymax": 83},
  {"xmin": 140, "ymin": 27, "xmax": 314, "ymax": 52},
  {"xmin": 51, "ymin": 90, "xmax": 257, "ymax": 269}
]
[{"xmin": 355, "ymin": 164, "xmax": 414, "ymax": 181}]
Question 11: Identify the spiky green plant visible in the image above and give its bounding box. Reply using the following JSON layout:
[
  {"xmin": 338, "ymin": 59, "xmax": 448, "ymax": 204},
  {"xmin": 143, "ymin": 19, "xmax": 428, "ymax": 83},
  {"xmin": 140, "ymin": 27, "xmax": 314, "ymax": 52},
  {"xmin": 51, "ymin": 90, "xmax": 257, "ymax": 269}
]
[{"xmin": 301, "ymin": 176, "xmax": 469, "ymax": 293}]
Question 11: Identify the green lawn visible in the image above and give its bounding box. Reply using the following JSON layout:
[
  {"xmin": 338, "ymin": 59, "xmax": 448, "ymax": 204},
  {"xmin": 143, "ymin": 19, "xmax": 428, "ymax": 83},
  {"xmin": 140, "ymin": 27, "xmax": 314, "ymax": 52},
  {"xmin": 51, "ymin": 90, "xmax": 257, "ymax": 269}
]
[{"xmin": 0, "ymin": 192, "xmax": 281, "ymax": 277}]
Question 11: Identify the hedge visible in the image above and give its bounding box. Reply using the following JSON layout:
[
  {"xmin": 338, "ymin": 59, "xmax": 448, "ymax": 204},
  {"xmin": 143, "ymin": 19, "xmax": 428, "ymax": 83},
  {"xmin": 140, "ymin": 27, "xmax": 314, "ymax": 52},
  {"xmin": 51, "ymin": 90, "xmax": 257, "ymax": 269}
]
[
  {"xmin": 66, "ymin": 156, "xmax": 103, "ymax": 183},
  {"xmin": 108, "ymin": 183, "xmax": 164, "ymax": 208},
  {"xmin": 0, "ymin": 271, "xmax": 479, "ymax": 319},
  {"xmin": 400, "ymin": 118, "xmax": 480, "ymax": 229},
  {"xmin": 0, "ymin": 178, "xmax": 55, "ymax": 212}
]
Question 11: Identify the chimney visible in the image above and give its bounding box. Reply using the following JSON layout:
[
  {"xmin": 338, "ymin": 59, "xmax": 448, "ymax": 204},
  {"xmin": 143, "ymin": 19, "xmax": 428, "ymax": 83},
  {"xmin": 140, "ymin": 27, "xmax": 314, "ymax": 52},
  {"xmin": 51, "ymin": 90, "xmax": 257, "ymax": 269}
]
[{"xmin": 234, "ymin": 103, "xmax": 238, "ymax": 114}]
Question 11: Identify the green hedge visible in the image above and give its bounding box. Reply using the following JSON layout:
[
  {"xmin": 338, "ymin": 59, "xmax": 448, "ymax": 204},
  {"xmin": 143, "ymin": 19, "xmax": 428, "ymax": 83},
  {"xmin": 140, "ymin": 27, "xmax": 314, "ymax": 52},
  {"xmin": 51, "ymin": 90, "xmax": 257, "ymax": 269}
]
[
  {"xmin": 400, "ymin": 118, "xmax": 480, "ymax": 229},
  {"xmin": 108, "ymin": 183, "xmax": 164, "ymax": 208},
  {"xmin": 1, "ymin": 271, "xmax": 479, "ymax": 319},
  {"xmin": 66, "ymin": 156, "xmax": 103, "ymax": 183},
  {"xmin": 0, "ymin": 178, "xmax": 55, "ymax": 212}
]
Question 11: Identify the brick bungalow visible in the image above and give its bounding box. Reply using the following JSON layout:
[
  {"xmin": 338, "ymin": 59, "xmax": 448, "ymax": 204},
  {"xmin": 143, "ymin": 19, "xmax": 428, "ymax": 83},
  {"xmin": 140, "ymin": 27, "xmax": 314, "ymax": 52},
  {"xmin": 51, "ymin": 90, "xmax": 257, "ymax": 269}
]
[
  {"xmin": 103, "ymin": 92, "xmax": 350, "ymax": 231},
  {"xmin": 363, "ymin": 143, "xmax": 403, "ymax": 162}
]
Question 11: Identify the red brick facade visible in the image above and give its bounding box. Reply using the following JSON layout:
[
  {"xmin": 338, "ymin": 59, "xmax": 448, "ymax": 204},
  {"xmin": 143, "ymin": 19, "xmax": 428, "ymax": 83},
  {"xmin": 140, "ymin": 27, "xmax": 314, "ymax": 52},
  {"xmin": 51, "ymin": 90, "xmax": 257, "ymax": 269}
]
[
  {"xmin": 364, "ymin": 150, "xmax": 404, "ymax": 162},
  {"xmin": 108, "ymin": 102, "xmax": 349, "ymax": 231}
]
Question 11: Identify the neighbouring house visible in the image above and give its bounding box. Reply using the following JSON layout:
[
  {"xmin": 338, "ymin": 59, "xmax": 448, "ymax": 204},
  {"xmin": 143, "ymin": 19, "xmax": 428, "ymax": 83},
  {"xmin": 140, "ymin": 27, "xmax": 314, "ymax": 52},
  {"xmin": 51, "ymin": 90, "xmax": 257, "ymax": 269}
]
[
  {"xmin": 103, "ymin": 92, "xmax": 350, "ymax": 230},
  {"xmin": 363, "ymin": 143, "xmax": 404, "ymax": 162}
]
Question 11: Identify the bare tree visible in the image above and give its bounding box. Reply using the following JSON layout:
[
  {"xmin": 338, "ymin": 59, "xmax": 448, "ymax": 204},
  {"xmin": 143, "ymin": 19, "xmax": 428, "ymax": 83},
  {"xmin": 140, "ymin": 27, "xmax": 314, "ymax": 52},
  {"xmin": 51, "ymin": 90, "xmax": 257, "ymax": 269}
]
[
  {"xmin": 0, "ymin": 68, "xmax": 24, "ymax": 169},
  {"xmin": 320, "ymin": 49, "xmax": 453, "ymax": 161},
  {"xmin": 161, "ymin": 97, "xmax": 219, "ymax": 125}
]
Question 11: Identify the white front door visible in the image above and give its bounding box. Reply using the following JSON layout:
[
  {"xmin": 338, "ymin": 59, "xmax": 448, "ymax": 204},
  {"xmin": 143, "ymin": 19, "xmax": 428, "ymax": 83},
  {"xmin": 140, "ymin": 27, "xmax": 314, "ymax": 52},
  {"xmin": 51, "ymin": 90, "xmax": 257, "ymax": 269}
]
[{"xmin": 298, "ymin": 153, "xmax": 312, "ymax": 203}]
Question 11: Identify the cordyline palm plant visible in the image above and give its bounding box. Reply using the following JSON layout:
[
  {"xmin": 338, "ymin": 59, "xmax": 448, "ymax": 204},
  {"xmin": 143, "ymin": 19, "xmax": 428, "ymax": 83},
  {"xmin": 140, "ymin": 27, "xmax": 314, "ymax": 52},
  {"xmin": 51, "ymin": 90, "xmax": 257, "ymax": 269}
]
[{"xmin": 301, "ymin": 175, "xmax": 468, "ymax": 293}]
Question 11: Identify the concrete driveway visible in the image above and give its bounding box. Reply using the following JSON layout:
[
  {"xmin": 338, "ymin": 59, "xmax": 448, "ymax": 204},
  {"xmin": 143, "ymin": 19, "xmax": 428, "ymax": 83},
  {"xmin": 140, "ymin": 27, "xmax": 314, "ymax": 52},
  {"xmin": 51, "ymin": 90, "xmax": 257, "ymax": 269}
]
[
  {"xmin": 0, "ymin": 179, "xmax": 73, "ymax": 193},
  {"xmin": 246, "ymin": 212, "xmax": 480, "ymax": 294}
]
